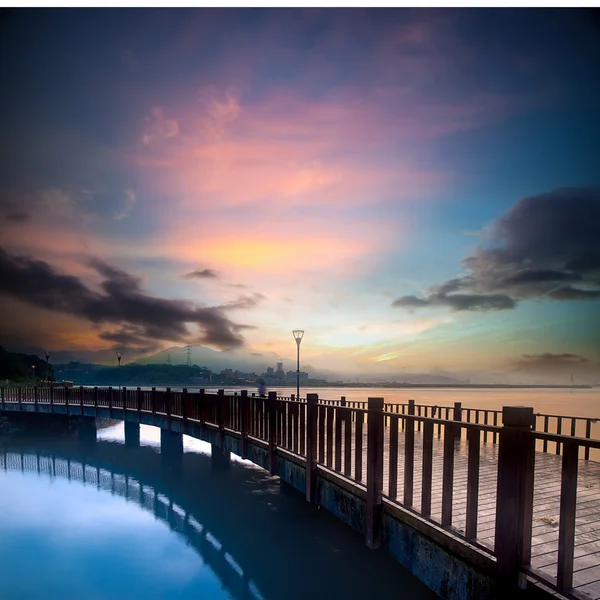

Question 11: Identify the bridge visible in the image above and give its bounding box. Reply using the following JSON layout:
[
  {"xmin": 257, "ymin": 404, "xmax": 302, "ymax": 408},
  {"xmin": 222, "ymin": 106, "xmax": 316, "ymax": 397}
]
[{"xmin": 1, "ymin": 385, "xmax": 599, "ymax": 600}]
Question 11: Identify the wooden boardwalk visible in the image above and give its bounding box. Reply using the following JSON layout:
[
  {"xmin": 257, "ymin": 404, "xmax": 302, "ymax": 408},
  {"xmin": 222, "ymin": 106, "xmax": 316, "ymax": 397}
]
[{"xmin": 314, "ymin": 424, "xmax": 600, "ymax": 600}]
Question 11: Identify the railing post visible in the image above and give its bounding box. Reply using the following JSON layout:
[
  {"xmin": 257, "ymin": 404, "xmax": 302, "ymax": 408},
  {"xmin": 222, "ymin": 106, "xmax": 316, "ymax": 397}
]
[
  {"xmin": 50, "ymin": 385, "xmax": 54, "ymax": 411},
  {"xmin": 80, "ymin": 385, "xmax": 84, "ymax": 415},
  {"xmin": 366, "ymin": 397, "xmax": 384, "ymax": 549},
  {"xmin": 18, "ymin": 386, "xmax": 23, "ymax": 410},
  {"xmin": 1, "ymin": 385, "xmax": 4, "ymax": 410},
  {"xmin": 137, "ymin": 387, "xmax": 142, "ymax": 422},
  {"xmin": 217, "ymin": 389, "xmax": 225, "ymax": 447},
  {"xmin": 240, "ymin": 390, "xmax": 249, "ymax": 459},
  {"xmin": 453, "ymin": 401, "xmax": 462, "ymax": 439},
  {"xmin": 181, "ymin": 388, "xmax": 188, "ymax": 434},
  {"xmin": 151, "ymin": 387, "xmax": 157, "ymax": 425},
  {"xmin": 34, "ymin": 386, "xmax": 39, "ymax": 412},
  {"xmin": 495, "ymin": 406, "xmax": 536, "ymax": 590},
  {"xmin": 165, "ymin": 387, "xmax": 172, "ymax": 428},
  {"xmin": 94, "ymin": 386, "xmax": 98, "ymax": 412},
  {"xmin": 107, "ymin": 386, "xmax": 113, "ymax": 418},
  {"xmin": 268, "ymin": 391, "xmax": 278, "ymax": 475},
  {"xmin": 305, "ymin": 393, "xmax": 319, "ymax": 503}
]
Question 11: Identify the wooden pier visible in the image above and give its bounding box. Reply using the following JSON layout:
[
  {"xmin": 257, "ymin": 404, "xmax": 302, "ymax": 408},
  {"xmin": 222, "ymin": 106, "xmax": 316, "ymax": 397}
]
[{"xmin": 1, "ymin": 385, "xmax": 599, "ymax": 599}]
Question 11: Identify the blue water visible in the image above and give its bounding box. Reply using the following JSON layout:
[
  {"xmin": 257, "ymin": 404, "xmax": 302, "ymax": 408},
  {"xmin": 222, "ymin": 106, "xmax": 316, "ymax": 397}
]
[{"xmin": 0, "ymin": 421, "xmax": 436, "ymax": 600}]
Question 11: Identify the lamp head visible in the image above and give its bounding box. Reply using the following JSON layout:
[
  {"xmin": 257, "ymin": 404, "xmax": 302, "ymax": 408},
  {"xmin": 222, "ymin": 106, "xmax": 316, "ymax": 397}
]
[
  {"xmin": 292, "ymin": 330, "xmax": 304, "ymax": 345},
  {"xmin": 45, "ymin": 352, "xmax": 50, "ymax": 360}
]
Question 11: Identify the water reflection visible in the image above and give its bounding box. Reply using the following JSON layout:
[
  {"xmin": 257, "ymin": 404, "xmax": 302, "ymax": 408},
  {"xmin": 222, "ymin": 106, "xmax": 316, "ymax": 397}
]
[{"xmin": 1, "ymin": 423, "xmax": 436, "ymax": 600}]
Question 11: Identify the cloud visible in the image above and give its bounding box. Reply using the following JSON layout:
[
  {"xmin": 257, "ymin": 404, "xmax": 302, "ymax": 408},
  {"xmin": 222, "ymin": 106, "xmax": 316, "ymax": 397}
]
[
  {"xmin": 393, "ymin": 292, "xmax": 515, "ymax": 312},
  {"xmin": 393, "ymin": 187, "xmax": 600, "ymax": 311},
  {"xmin": 184, "ymin": 268, "xmax": 219, "ymax": 279},
  {"xmin": 218, "ymin": 293, "xmax": 265, "ymax": 311},
  {"xmin": 0, "ymin": 247, "xmax": 246, "ymax": 350},
  {"xmin": 142, "ymin": 107, "xmax": 179, "ymax": 145},
  {"xmin": 113, "ymin": 189, "xmax": 137, "ymax": 221},
  {"xmin": 509, "ymin": 353, "xmax": 600, "ymax": 382}
]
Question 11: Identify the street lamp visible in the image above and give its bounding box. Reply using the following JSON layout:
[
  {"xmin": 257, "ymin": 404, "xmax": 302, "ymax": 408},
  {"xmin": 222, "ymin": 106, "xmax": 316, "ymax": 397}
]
[
  {"xmin": 116, "ymin": 352, "xmax": 122, "ymax": 391},
  {"xmin": 45, "ymin": 352, "xmax": 51, "ymax": 384},
  {"xmin": 31, "ymin": 365, "xmax": 36, "ymax": 385},
  {"xmin": 292, "ymin": 330, "xmax": 304, "ymax": 400}
]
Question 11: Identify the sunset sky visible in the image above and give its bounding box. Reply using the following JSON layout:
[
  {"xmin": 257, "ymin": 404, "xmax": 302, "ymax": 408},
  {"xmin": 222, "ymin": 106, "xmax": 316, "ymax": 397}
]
[{"xmin": 1, "ymin": 9, "xmax": 599, "ymax": 383}]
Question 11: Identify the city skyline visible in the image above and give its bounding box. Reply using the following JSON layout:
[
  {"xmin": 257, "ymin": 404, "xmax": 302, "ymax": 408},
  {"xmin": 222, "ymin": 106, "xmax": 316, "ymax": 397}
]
[{"xmin": 1, "ymin": 9, "xmax": 599, "ymax": 384}]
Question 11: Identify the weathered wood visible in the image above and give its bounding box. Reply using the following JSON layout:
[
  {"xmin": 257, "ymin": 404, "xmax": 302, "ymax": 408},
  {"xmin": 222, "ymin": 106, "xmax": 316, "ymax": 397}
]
[
  {"xmin": 442, "ymin": 422, "xmax": 455, "ymax": 527},
  {"xmin": 344, "ymin": 407, "xmax": 352, "ymax": 477},
  {"xmin": 388, "ymin": 414, "xmax": 399, "ymax": 499},
  {"xmin": 268, "ymin": 391, "xmax": 278, "ymax": 475},
  {"xmin": 305, "ymin": 394, "xmax": 318, "ymax": 503},
  {"xmin": 355, "ymin": 410, "xmax": 364, "ymax": 482},
  {"xmin": 318, "ymin": 404, "xmax": 325, "ymax": 464},
  {"xmin": 495, "ymin": 406, "xmax": 536, "ymax": 589},
  {"xmin": 334, "ymin": 405, "xmax": 342, "ymax": 472},
  {"xmin": 326, "ymin": 405, "xmax": 334, "ymax": 467},
  {"xmin": 240, "ymin": 390, "xmax": 248, "ymax": 459},
  {"xmin": 366, "ymin": 397, "xmax": 384, "ymax": 549},
  {"xmin": 421, "ymin": 420, "xmax": 434, "ymax": 518},
  {"xmin": 557, "ymin": 442, "xmax": 579, "ymax": 590},
  {"xmin": 466, "ymin": 428, "xmax": 480, "ymax": 539},
  {"xmin": 404, "ymin": 400, "xmax": 415, "ymax": 507},
  {"xmin": 299, "ymin": 401, "xmax": 306, "ymax": 456},
  {"xmin": 585, "ymin": 420, "xmax": 592, "ymax": 461}
]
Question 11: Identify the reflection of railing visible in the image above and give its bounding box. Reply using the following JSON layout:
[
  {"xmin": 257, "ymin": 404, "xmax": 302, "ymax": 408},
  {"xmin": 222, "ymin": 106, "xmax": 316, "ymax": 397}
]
[
  {"xmin": 2, "ymin": 386, "xmax": 600, "ymax": 598},
  {"xmin": 0, "ymin": 448, "xmax": 263, "ymax": 600}
]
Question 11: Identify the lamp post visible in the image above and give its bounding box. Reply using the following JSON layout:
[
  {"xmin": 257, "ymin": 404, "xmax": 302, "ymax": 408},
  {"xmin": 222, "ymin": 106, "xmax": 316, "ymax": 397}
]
[
  {"xmin": 45, "ymin": 352, "xmax": 51, "ymax": 384},
  {"xmin": 31, "ymin": 365, "xmax": 36, "ymax": 385},
  {"xmin": 116, "ymin": 352, "xmax": 122, "ymax": 391},
  {"xmin": 292, "ymin": 330, "xmax": 304, "ymax": 400}
]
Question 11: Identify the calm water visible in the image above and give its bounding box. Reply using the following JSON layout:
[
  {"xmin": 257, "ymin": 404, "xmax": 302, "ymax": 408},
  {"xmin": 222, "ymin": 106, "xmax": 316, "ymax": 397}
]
[
  {"xmin": 129, "ymin": 386, "xmax": 599, "ymax": 417},
  {"xmin": 0, "ymin": 422, "xmax": 436, "ymax": 600}
]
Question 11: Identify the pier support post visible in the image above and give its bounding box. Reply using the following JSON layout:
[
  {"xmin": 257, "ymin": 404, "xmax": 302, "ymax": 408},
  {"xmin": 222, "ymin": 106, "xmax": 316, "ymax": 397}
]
[
  {"xmin": 495, "ymin": 406, "xmax": 536, "ymax": 590},
  {"xmin": 160, "ymin": 429, "xmax": 183, "ymax": 456},
  {"xmin": 366, "ymin": 397, "xmax": 384, "ymax": 549},
  {"xmin": 305, "ymin": 393, "xmax": 319, "ymax": 503},
  {"xmin": 124, "ymin": 421, "xmax": 140, "ymax": 447},
  {"xmin": 211, "ymin": 444, "xmax": 231, "ymax": 472},
  {"xmin": 268, "ymin": 391, "xmax": 278, "ymax": 475}
]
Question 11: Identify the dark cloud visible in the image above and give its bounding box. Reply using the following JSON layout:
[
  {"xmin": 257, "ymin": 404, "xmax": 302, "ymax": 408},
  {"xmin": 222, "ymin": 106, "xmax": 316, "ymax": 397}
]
[
  {"xmin": 510, "ymin": 353, "xmax": 597, "ymax": 373},
  {"xmin": 218, "ymin": 293, "xmax": 265, "ymax": 310},
  {"xmin": 0, "ymin": 247, "xmax": 246, "ymax": 350},
  {"xmin": 392, "ymin": 292, "xmax": 515, "ymax": 311},
  {"xmin": 4, "ymin": 212, "xmax": 30, "ymax": 222},
  {"xmin": 393, "ymin": 187, "xmax": 600, "ymax": 312},
  {"xmin": 184, "ymin": 268, "xmax": 219, "ymax": 279}
]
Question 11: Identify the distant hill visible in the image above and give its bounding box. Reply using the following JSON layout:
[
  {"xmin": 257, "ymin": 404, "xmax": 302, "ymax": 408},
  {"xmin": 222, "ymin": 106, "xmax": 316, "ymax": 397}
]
[
  {"xmin": 0, "ymin": 346, "xmax": 55, "ymax": 384},
  {"xmin": 137, "ymin": 345, "xmax": 285, "ymax": 374}
]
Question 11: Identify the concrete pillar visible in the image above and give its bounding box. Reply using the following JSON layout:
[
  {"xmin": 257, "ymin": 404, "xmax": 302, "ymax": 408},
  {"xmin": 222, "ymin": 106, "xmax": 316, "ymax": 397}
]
[
  {"xmin": 160, "ymin": 429, "xmax": 183, "ymax": 456},
  {"xmin": 211, "ymin": 444, "xmax": 231, "ymax": 472},
  {"xmin": 77, "ymin": 416, "xmax": 97, "ymax": 443},
  {"xmin": 124, "ymin": 421, "xmax": 140, "ymax": 447}
]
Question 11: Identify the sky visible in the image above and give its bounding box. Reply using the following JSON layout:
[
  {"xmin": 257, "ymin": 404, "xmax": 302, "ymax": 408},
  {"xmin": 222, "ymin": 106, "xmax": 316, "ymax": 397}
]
[{"xmin": 0, "ymin": 9, "xmax": 599, "ymax": 383}]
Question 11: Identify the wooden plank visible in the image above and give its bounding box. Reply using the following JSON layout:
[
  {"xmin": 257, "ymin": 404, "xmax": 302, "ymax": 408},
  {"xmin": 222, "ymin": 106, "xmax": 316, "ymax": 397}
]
[
  {"xmin": 466, "ymin": 428, "xmax": 480, "ymax": 539},
  {"xmin": 355, "ymin": 411, "xmax": 364, "ymax": 483},
  {"xmin": 403, "ymin": 416, "xmax": 414, "ymax": 507},
  {"xmin": 442, "ymin": 422, "xmax": 455, "ymax": 527},
  {"xmin": 318, "ymin": 404, "xmax": 325, "ymax": 464},
  {"xmin": 326, "ymin": 406, "xmax": 334, "ymax": 467},
  {"xmin": 421, "ymin": 420, "xmax": 433, "ymax": 518},
  {"xmin": 335, "ymin": 406, "xmax": 342, "ymax": 472},
  {"xmin": 557, "ymin": 442, "xmax": 579, "ymax": 590},
  {"xmin": 344, "ymin": 408, "xmax": 352, "ymax": 477},
  {"xmin": 388, "ymin": 414, "xmax": 399, "ymax": 499}
]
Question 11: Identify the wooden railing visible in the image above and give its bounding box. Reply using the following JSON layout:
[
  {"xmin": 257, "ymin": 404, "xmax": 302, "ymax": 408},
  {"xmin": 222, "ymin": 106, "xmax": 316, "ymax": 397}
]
[{"xmin": 1, "ymin": 385, "xmax": 599, "ymax": 597}]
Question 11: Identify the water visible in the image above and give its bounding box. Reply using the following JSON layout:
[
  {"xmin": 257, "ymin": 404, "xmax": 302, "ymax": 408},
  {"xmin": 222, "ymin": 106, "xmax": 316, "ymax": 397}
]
[{"xmin": 0, "ymin": 423, "xmax": 436, "ymax": 600}]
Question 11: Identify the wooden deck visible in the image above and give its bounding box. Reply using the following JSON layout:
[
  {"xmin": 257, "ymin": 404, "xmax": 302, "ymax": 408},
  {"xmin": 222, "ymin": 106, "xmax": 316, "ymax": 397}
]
[{"xmin": 316, "ymin": 423, "xmax": 600, "ymax": 600}]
